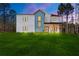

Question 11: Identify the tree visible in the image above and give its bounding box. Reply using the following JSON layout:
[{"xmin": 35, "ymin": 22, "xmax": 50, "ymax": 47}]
[
  {"xmin": 58, "ymin": 3, "xmax": 66, "ymax": 32},
  {"xmin": 0, "ymin": 3, "xmax": 10, "ymax": 32},
  {"xmin": 58, "ymin": 3, "xmax": 74, "ymax": 33},
  {"xmin": 58, "ymin": 3, "xmax": 65, "ymax": 15},
  {"xmin": 9, "ymin": 10, "xmax": 16, "ymax": 31},
  {"xmin": 64, "ymin": 3, "xmax": 74, "ymax": 33}
]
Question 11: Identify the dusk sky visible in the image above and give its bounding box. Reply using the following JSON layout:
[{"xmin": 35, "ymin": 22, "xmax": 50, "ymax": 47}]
[{"xmin": 10, "ymin": 3, "xmax": 60, "ymax": 14}]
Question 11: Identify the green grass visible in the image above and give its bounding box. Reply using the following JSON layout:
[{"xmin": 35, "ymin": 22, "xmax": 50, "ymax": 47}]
[{"xmin": 0, "ymin": 32, "xmax": 79, "ymax": 56}]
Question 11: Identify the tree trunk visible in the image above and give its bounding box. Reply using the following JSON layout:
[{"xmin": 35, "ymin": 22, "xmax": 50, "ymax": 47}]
[
  {"xmin": 3, "ymin": 8, "xmax": 5, "ymax": 32},
  {"xmin": 61, "ymin": 15, "xmax": 64, "ymax": 32},
  {"xmin": 66, "ymin": 15, "xmax": 68, "ymax": 33}
]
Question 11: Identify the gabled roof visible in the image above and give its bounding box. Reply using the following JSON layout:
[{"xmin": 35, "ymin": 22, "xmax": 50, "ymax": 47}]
[{"xmin": 33, "ymin": 9, "xmax": 45, "ymax": 15}]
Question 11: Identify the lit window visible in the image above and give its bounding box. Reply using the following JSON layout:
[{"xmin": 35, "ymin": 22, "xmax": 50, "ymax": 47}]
[
  {"xmin": 56, "ymin": 27, "xmax": 57, "ymax": 31},
  {"xmin": 38, "ymin": 16, "xmax": 41, "ymax": 22},
  {"xmin": 38, "ymin": 16, "xmax": 41, "ymax": 27},
  {"xmin": 38, "ymin": 22, "xmax": 41, "ymax": 27},
  {"xmin": 45, "ymin": 26, "xmax": 49, "ymax": 32}
]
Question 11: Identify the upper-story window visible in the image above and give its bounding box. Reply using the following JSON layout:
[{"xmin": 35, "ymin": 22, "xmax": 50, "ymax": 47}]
[
  {"xmin": 38, "ymin": 16, "xmax": 41, "ymax": 27},
  {"xmin": 38, "ymin": 16, "xmax": 41, "ymax": 22},
  {"xmin": 25, "ymin": 17, "xmax": 26, "ymax": 22},
  {"xmin": 23, "ymin": 16, "xmax": 28, "ymax": 22}
]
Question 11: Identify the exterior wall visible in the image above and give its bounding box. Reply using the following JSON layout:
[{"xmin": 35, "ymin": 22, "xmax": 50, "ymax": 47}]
[
  {"xmin": 16, "ymin": 15, "xmax": 35, "ymax": 32},
  {"xmin": 51, "ymin": 16, "xmax": 62, "ymax": 23},
  {"xmin": 35, "ymin": 11, "xmax": 45, "ymax": 32},
  {"xmin": 44, "ymin": 23, "xmax": 63, "ymax": 32},
  {"xmin": 45, "ymin": 14, "xmax": 51, "ymax": 23}
]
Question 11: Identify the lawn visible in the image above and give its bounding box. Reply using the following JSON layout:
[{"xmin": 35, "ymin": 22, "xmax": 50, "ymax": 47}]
[{"xmin": 0, "ymin": 32, "xmax": 79, "ymax": 56}]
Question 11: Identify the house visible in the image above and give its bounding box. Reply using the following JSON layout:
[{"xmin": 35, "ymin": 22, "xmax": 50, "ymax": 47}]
[{"xmin": 16, "ymin": 9, "xmax": 64, "ymax": 32}]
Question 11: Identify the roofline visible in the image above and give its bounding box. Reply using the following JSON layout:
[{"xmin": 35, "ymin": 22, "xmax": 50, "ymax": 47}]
[
  {"xmin": 16, "ymin": 14, "xmax": 61, "ymax": 17},
  {"xmin": 33, "ymin": 9, "xmax": 45, "ymax": 15},
  {"xmin": 16, "ymin": 10, "xmax": 61, "ymax": 16},
  {"xmin": 17, "ymin": 14, "xmax": 33, "ymax": 15}
]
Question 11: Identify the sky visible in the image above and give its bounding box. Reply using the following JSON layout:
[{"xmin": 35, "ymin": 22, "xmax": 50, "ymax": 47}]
[{"xmin": 10, "ymin": 3, "xmax": 60, "ymax": 14}]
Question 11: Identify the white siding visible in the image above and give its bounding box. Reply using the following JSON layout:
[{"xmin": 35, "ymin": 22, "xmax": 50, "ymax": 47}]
[
  {"xmin": 45, "ymin": 14, "xmax": 51, "ymax": 23},
  {"xmin": 16, "ymin": 15, "xmax": 35, "ymax": 32},
  {"xmin": 51, "ymin": 16, "xmax": 62, "ymax": 23}
]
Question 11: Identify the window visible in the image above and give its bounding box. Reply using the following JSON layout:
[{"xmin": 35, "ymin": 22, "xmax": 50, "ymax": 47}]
[
  {"xmin": 45, "ymin": 26, "xmax": 49, "ymax": 32},
  {"xmin": 55, "ymin": 26, "xmax": 57, "ymax": 31},
  {"xmin": 25, "ymin": 26, "xmax": 28, "ymax": 31},
  {"xmin": 25, "ymin": 17, "xmax": 26, "ymax": 22},
  {"xmin": 22, "ymin": 26, "xmax": 28, "ymax": 31},
  {"xmin": 38, "ymin": 22, "xmax": 41, "ymax": 27},
  {"xmin": 25, "ymin": 26, "xmax": 26, "ymax": 31},
  {"xmin": 38, "ymin": 16, "xmax": 41, "ymax": 27},
  {"xmin": 23, "ymin": 16, "xmax": 28, "ymax": 22},
  {"xmin": 22, "ymin": 26, "xmax": 24, "ymax": 31},
  {"xmin": 38, "ymin": 16, "xmax": 41, "ymax": 22}
]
